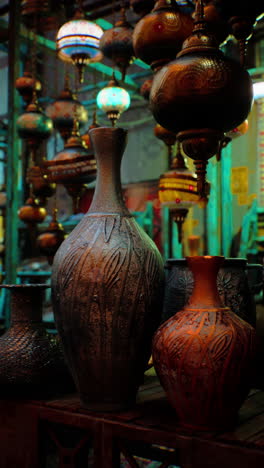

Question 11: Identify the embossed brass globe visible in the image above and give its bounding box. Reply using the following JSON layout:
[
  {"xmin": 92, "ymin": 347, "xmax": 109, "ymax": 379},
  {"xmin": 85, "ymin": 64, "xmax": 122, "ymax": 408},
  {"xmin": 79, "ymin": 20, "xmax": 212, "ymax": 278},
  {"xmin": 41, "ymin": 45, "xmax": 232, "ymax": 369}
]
[
  {"xmin": 100, "ymin": 8, "xmax": 134, "ymax": 80},
  {"xmin": 150, "ymin": 0, "xmax": 253, "ymax": 199},
  {"xmin": 132, "ymin": 0, "xmax": 193, "ymax": 71},
  {"xmin": 46, "ymin": 82, "xmax": 88, "ymax": 141},
  {"xmin": 15, "ymin": 70, "xmax": 42, "ymax": 105}
]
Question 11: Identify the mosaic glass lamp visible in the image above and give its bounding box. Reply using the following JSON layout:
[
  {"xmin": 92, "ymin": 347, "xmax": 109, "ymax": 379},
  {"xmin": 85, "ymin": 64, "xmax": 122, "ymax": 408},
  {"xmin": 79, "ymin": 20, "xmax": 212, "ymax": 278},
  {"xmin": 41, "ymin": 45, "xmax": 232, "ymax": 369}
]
[
  {"xmin": 56, "ymin": 10, "xmax": 103, "ymax": 83},
  {"xmin": 96, "ymin": 75, "xmax": 130, "ymax": 126}
]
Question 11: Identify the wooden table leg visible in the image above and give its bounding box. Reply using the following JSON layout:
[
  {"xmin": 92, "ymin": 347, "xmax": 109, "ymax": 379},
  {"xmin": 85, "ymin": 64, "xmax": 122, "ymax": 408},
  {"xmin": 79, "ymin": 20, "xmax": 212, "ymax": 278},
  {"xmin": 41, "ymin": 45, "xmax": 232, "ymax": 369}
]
[{"xmin": 93, "ymin": 422, "xmax": 120, "ymax": 468}]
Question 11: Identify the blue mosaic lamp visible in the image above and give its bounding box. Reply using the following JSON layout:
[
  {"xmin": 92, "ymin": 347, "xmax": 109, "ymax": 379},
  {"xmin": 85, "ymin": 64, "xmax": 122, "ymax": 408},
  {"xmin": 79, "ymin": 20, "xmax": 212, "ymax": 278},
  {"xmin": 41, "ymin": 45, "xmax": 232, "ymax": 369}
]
[{"xmin": 96, "ymin": 75, "xmax": 130, "ymax": 126}]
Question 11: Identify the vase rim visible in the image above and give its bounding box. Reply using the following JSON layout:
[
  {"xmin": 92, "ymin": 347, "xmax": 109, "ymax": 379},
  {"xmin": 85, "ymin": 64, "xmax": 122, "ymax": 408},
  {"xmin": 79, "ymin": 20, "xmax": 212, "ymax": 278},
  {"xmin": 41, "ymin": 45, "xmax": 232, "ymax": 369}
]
[{"xmin": 88, "ymin": 126, "xmax": 127, "ymax": 136}]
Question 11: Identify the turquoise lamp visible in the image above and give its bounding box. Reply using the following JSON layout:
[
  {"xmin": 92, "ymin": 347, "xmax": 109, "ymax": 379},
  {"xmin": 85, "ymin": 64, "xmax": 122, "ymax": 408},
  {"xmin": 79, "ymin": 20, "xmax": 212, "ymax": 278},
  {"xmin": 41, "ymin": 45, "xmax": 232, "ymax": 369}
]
[{"xmin": 96, "ymin": 75, "xmax": 130, "ymax": 126}]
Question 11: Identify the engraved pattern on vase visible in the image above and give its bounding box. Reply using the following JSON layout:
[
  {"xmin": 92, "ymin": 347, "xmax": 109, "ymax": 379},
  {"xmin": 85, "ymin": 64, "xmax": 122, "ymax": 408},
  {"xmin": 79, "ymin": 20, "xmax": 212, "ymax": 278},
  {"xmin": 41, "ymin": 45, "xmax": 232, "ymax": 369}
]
[
  {"xmin": 153, "ymin": 256, "xmax": 256, "ymax": 431},
  {"xmin": 52, "ymin": 210, "xmax": 163, "ymax": 407},
  {"xmin": 153, "ymin": 306, "xmax": 256, "ymax": 430}
]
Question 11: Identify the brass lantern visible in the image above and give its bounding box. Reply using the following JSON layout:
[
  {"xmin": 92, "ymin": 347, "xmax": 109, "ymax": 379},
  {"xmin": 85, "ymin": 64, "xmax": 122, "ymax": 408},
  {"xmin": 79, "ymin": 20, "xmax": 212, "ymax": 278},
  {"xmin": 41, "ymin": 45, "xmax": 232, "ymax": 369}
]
[
  {"xmin": 17, "ymin": 96, "xmax": 53, "ymax": 150},
  {"xmin": 133, "ymin": 0, "xmax": 193, "ymax": 71},
  {"xmin": 100, "ymin": 7, "xmax": 134, "ymax": 80},
  {"xmin": 37, "ymin": 209, "xmax": 65, "ymax": 264},
  {"xmin": 46, "ymin": 76, "xmax": 88, "ymax": 142},
  {"xmin": 15, "ymin": 70, "xmax": 42, "ymax": 105},
  {"xmin": 150, "ymin": 0, "xmax": 253, "ymax": 199},
  {"xmin": 158, "ymin": 142, "xmax": 199, "ymax": 244}
]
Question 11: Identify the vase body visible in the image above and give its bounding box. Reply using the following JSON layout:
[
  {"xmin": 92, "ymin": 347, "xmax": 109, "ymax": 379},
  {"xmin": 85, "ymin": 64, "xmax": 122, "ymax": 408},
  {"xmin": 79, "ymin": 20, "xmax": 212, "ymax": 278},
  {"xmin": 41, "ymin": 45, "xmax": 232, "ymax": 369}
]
[
  {"xmin": 163, "ymin": 258, "xmax": 262, "ymax": 327},
  {"xmin": 152, "ymin": 256, "xmax": 256, "ymax": 431},
  {"xmin": 52, "ymin": 127, "xmax": 164, "ymax": 411},
  {"xmin": 0, "ymin": 284, "xmax": 74, "ymax": 398}
]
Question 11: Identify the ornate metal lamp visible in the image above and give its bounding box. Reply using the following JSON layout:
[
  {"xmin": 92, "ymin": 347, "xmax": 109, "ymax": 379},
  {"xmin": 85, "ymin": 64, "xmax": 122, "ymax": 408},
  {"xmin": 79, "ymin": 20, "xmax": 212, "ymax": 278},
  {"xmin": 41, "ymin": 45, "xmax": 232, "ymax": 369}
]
[
  {"xmin": 218, "ymin": 2, "xmax": 264, "ymax": 65},
  {"xmin": 15, "ymin": 69, "xmax": 42, "ymax": 106},
  {"xmin": 158, "ymin": 140, "xmax": 199, "ymax": 244},
  {"xmin": 150, "ymin": 0, "xmax": 253, "ymax": 200},
  {"xmin": 18, "ymin": 197, "xmax": 47, "ymax": 225},
  {"xmin": 46, "ymin": 74, "xmax": 88, "ymax": 141},
  {"xmin": 36, "ymin": 208, "xmax": 65, "ymax": 265},
  {"xmin": 100, "ymin": 6, "xmax": 134, "ymax": 80},
  {"xmin": 132, "ymin": 0, "xmax": 193, "ymax": 71},
  {"xmin": 43, "ymin": 120, "xmax": 96, "ymax": 213},
  {"xmin": 56, "ymin": 4, "xmax": 103, "ymax": 83},
  {"xmin": 21, "ymin": 0, "xmax": 60, "ymax": 32},
  {"xmin": 96, "ymin": 75, "xmax": 130, "ymax": 127}
]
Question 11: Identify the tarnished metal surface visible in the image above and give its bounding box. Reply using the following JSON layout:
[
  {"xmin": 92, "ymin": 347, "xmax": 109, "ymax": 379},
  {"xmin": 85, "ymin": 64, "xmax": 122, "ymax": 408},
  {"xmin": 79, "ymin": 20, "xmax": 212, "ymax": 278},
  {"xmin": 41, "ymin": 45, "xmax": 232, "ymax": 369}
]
[
  {"xmin": 52, "ymin": 127, "xmax": 164, "ymax": 411},
  {"xmin": 0, "ymin": 284, "xmax": 74, "ymax": 398}
]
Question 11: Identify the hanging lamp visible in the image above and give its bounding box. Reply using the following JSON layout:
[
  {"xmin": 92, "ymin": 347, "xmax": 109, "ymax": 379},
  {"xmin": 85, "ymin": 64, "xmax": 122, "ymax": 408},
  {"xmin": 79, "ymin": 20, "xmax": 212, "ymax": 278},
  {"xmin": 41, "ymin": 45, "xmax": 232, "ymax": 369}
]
[
  {"xmin": 150, "ymin": 0, "xmax": 253, "ymax": 200},
  {"xmin": 18, "ymin": 197, "xmax": 47, "ymax": 225},
  {"xmin": 46, "ymin": 74, "xmax": 88, "ymax": 141},
  {"xmin": 96, "ymin": 74, "xmax": 130, "ymax": 127},
  {"xmin": 132, "ymin": 0, "xmax": 194, "ymax": 72},
  {"xmin": 37, "ymin": 207, "xmax": 65, "ymax": 265},
  {"xmin": 217, "ymin": 2, "xmax": 264, "ymax": 66},
  {"xmin": 15, "ymin": 68, "xmax": 42, "ymax": 106},
  {"xmin": 56, "ymin": 1, "xmax": 103, "ymax": 83},
  {"xmin": 158, "ymin": 140, "xmax": 199, "ymax": 244},
  {"xmin": 100, "ymin": 5, "xmax": 134, "ymax": 81},
  {"xmin": 17, "ymin": 93, "xmax": 53, "ymax": 151},
  {"xmin": 43, "ymin": 120, "xmax": 96, "ymax": 212},
  {"xmin": 21, "ymin": 0, "xmax": 60, "ymax": 32}
]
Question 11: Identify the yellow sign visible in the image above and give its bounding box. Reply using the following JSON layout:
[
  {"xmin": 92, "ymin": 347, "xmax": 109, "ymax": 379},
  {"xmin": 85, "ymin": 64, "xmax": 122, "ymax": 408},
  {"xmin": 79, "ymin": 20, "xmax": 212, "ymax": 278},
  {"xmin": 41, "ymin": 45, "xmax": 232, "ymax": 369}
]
[
  {"xmin": 237, "ymin": 194, "xmax": 249, "ymax": 206},
  {"xmin": 231, "ymin": 167, "xmax": 249, "ymax": 195}
]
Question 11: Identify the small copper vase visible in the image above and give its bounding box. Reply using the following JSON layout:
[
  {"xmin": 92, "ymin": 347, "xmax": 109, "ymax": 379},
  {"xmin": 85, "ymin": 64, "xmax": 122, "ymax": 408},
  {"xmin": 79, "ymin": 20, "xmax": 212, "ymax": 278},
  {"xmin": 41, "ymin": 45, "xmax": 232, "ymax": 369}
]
[
  {"xmin": 152, "ymin": 256, "xmax": 256, "ymax": 432},
  {"xmin": 0, "ymin": 284, "xmax": 74, "ymax": 398}
]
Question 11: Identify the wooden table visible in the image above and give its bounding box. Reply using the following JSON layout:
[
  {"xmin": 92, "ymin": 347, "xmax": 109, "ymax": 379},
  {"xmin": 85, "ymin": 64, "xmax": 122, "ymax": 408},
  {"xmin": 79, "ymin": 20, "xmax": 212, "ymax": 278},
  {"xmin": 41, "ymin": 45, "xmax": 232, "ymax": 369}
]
[{"xmin": 0, "ymin": 376, "xmax": 264, "ymax": 468}]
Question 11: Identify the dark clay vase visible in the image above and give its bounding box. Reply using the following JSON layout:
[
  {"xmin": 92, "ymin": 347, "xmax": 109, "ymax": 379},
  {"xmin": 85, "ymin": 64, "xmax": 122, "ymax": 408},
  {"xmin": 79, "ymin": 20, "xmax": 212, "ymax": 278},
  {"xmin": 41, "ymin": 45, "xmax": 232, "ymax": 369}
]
[
  {"xmin": 163, "ymin": 258, "xmax": 262, "ymax": 327},
  {"xmin": 0, "ymin": 284, "xmax": 74, "ymax": 398},
  {"xmin": 52, "ymin": 127, "xmax": 164, "ymax": 411},
  {"xmin": 152, "ymin": 256, "xmax": 256, "ymax": 432}
]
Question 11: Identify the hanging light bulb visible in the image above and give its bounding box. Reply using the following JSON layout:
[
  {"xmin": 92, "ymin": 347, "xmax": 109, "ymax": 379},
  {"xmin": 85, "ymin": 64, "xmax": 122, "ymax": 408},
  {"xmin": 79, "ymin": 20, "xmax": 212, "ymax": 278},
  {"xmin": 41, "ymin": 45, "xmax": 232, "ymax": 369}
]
[
  {"xmin": 56, "ymin": 4, "xmax": 103, "ymax": 83},
  {"xmin": 96, "ymin": 74, "xmax": 130, "ymax": 127}
]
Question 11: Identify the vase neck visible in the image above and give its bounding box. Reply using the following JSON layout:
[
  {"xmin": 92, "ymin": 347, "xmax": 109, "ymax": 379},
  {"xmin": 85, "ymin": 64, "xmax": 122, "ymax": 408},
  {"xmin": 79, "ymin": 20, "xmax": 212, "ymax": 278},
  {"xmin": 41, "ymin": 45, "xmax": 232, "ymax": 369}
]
[
  {"xmin": 88, "ymin": 127, "xmax": 130, "ymax": 216},
  {"xmin": 7, "ymin": 286, "xmax": 45, "ymax": 323},
  {"xmin": 187, "ymin": 256, "xmax": 224, "ymax": 309}
]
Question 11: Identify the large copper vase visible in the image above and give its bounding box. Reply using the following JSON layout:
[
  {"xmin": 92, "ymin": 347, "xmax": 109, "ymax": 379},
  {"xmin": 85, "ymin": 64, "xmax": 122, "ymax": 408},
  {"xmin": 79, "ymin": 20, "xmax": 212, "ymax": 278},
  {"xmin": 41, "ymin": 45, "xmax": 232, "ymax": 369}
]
[
  {"xmin": 52, "ymin": 127, "xmax": 164, "ymax": 411},
  {"xmin": 152, "ymin": 256, "xmax": 256, "ymax": 431}
]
